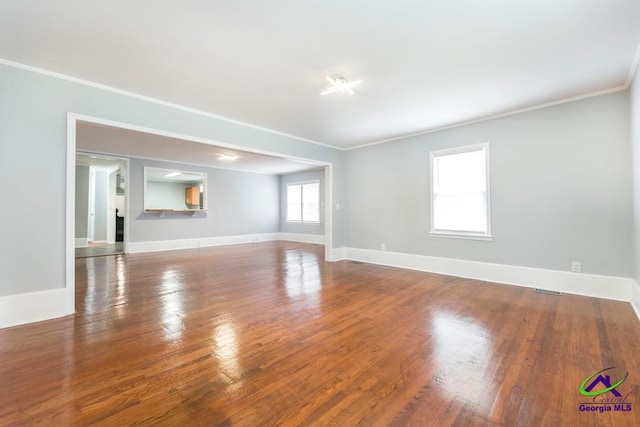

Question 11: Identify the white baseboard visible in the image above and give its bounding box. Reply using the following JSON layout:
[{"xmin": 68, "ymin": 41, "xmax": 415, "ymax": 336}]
[
  {"xmin": 631, "ymin": 280, "xmax": 640, "ymax": 321},
  {"xmin": 0, "ymin": 288, "xmax": 71, "ymax": 329},
  {"xmin": 330, "ymin": 247, "xmax": 346, "ymax": 261},
  {"xmin": 344, "ymin": 248, "xmax": 634, "ymax": 302},
  {"xmin": 75, "ymin": 237, "xmax": 88, "ymax": 248},
  {"xmin": 10, "ymin": 243, "xmax": 633, "ymax": 330},
  {"xmin": 279, "ymin": 232, "xmax": 325, "ymax": 245},
  {"xmin": 127, "ymin": 233, "xmax": 281, "ymax": 253}
]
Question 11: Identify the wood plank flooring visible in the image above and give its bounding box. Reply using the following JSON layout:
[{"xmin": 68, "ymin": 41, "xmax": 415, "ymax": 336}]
[{"xmin": 1, "ymin": 241, "xmax": 639, "ymax": 426}]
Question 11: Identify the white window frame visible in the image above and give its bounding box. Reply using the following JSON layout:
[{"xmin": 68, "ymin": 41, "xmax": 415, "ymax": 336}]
[
  {"xmin": 286, "ymin": 180, "xmax": 321, "ymax": 224},
  {"xmin": 429, "ymin": 143, "xmax": 493, "ymax": 241}
]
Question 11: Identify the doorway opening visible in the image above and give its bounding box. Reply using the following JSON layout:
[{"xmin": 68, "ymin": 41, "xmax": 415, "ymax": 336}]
[
  {"xmin": 74, "ymin": 152, "xmax": 129, "ymax": 258},
  {"xmin": 66, "ymin": 112, "xmax": 333, "ymax": 316}
]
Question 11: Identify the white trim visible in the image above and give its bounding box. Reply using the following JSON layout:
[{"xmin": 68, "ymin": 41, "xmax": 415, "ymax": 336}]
[
  {"xmin": 344, "ymin": 248, "xmax": 634, "ymax": 302},
  {"xmin": 75, "ymin": 238, "xmax": 88, "ymax": 248},
  {"xmin": 66, "ymin": 115, "xmax": 77, "ymax": 315},
  {"xmin": 345, "ymin": 86, "xmax": 627, "ymax": 151},
  {"xmin": 0, "ymin": 289, "xmax": 70, "ymax": 329},
  {"xmin": 127, "ymin": 233, "xmax": 281, "ymax": 254},
  {"xmin": 632, "ymin": 280, "xmax": 640, "ymax": 321},
  {"xmin": 70, "ymin": 113, "xmax": 332, "ymax": 169},
  {"xmin": 0, "ymin": 58, "xmax": 335, "ymax": 150},
  {"xmin": 279, "ymin": 233, "xmax": 325, "ymax": 245},
  {"xmin": 625, "ymin": 38, "xmax": 640, "ymax": 87},
  {"xmin": 632, "ymin": 301, "xmax": 640, "ymax": 322},
  {"xmin": 324, "ymin": 165, "xmax": 334, "ymax": 262},
  {"xmin": 430, "ymin": 232, "xmax": 494, "ymax": 241},
  {"xmin": 331, "ymin": 247, "xmax": 347, "ymax": 261}
]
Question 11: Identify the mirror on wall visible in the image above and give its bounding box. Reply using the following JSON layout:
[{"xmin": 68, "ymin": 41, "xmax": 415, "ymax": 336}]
[{"xmin": 144, "ymin": 167, "xmax": 207, "ymax": 214}]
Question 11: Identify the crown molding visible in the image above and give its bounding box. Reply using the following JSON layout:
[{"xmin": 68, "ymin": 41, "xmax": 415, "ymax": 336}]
[
  {"xmin": 0, "ymin": 57, "xmax": 339, "ymax": 151},
  {"xmin": 345, "ymin": 86, "xmax": 628, "ymax": 151}
]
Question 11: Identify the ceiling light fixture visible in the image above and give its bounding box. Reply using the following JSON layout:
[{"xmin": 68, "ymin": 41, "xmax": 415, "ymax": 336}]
[
  {"xmin": 321, "ymin": 75, "xmax": 362, "ymax": 95},
  {"xmin": 164, "ymin": 171, "xmax": 181, "ymax": 177},
  {"xmin": 219, "ymin": 154, "xmax": 238, "ymax": 161}
]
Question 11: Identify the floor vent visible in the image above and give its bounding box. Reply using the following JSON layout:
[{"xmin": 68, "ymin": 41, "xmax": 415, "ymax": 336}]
[
  {"xmin": 533, "ymin": 288, "xmax": 561, "ymax": 296},
  {"xmin": 350, "ymin": 261, "xmax": 364, "ymax": 264}
]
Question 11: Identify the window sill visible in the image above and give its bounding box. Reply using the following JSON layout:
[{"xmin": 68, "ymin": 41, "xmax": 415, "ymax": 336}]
[
  {"xmin": 287, "ymin": 221, "xmax": 322, "ymax": 225},
  {"xmin": 430, "ymin": 231, "xmax": 493, "ymax": 241}
]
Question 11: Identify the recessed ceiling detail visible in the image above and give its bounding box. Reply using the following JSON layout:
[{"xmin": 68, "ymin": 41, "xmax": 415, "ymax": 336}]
[{"xmin": 321, "ymin": 75, "xmax": 362, "ymax": 95}]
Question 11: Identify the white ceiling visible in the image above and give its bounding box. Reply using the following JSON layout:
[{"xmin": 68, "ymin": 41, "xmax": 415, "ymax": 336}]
[
  {"xmin": 76, "ymin": 122, "xmax": 321, "ymax": 175},
  {"xmin": 145, "ymin": 168, "xmax": 204, "ymax": 183},
  {"xmin": 2, "ymin": 1, "xmax": 640, "ymax": 149}
]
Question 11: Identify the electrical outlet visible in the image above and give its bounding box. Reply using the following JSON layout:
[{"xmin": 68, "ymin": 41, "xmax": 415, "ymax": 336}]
[
  {"xmin": 336, "ymin": 203, "xmax": 340, "ymax": 211},
  {"xmin": 572, "ymin": 261, "xmax": 581, "ymax": 273},
  {"xmin": 381, "ymin": 243, "xmax": 386, "ymax": 251}
]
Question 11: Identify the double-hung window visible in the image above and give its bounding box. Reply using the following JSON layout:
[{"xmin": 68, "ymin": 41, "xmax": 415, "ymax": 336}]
[
  {"xmin": 430, "ymin": 143, "xmax": 492, "ymax": 240},
  {"xmin": 287, "ymin": 181, "xmax": 320, "ymax": 223}
]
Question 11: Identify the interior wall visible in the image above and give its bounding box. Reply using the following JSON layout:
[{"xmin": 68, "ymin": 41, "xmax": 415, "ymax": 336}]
[
  {"xmin": 0, "ymin": 62, "xmax": 344, "ymax": 298},
  {"xmin": 92, "ymin": 169, "xmax": 109, "ymax": 242},
  {"xmin": 279, "ymin": 169, "xmax": 325, "ymax": 236},
  {"xmin": 129, "ymin": 158, "xmax": 280, "ymax": 242},
  {"xmin": 146, "ymin": 181, "xmax": 192, "ymax": 210},
  {"xmin": 346, "ymin": 91, "xmax": 633, "ymax": 278},
  {"xmin": 74, "ymin": 165, "xmax": 90, "ymax": 241},
  {"xmin": 107, "ymin": 170, "xmax": 117, "ymax": 243}
]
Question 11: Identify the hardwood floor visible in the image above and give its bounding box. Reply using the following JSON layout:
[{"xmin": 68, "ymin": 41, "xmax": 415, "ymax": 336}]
[
  {"xmin": 1, "ymin": 241, "xmax": 639, "ymax": 426},
  {"xmin": 75, "ymin": 242, "xmax": 125, "ymax": 259}
]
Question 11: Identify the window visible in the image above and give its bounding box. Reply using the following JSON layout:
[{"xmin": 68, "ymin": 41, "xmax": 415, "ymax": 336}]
[
  {"xmin": 430, "ymin": 143, "xmax": 492, "ymax": 240},
  {"xmin": 287, "ymin": 181, "xmax": 320, "ymax": 223}
]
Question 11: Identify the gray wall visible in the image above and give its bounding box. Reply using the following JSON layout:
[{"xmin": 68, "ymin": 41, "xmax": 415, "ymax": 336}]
[
  {"xmin": 346, "ymin": 91, "xmax": 633, "ymax": 277},
  {"xmin": 93, "ymin": 169, "xmax": 109, "ymax": 242},
  {"xmin": 146, "ymin": 181, "xmax": 193, "ymax": 210},
  {"xmin": 280, "ymin": 169, "xmax": 325, "ymax": 236},
  {"xmin": 0, "ymin": 63, "xmax": 345, "ymax": 297},
  {"xmin": 130, "ymin": 159, "xmax": 279, "ymax": 242},
  {"xmin": 75, "ymin": 165, "xmax": 90, "ymax": 239}
]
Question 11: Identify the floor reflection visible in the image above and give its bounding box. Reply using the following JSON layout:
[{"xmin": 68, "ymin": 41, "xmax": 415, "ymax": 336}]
[
  {"xmin": 212, "ymin": 323, "xmax": 241, "ymax": 383},
  {"xmin": 431, "ymin": 311, "xmax": 496, "ymax": 413},
  {"xmin": 113, "ymin": 256, "xmax": 127, "ymax": 319},
  {"xmin": 284, "ymin": 249, "xmax": 322, "ymax": 302},
  {"xmin": 81, "ymin": 255, "xmax": 128, "ymax": 316},
  {"xmin": 160, "ymin": 268, "xmax": 186, "ymax": 342}
]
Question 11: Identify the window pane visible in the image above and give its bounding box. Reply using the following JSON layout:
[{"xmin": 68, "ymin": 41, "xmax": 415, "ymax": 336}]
[
  {"xmin": 302, "ymin": 182, "xmax": 320, "ymax": 222},
  {"xmin": 434, "ymin": 193, "xmax": 486, "ymax": 232},
  {"xmin": 288, "ymin": 204, "xmax": 301, "ymax": 221},
  {"xmin": 432, "ymin": 146, "xmax": 489, "ymax": 234},
  {"xmin": 303, "ymin": 202, "xmax": 320, "ymax": 222},
  {"xmin": 287, "ymin": 184, "xmax": 302, "ymax": 204},
  {"xmin": 302, "ymin": 183, "xmax": 319, "ymax": 204},
  {"xmin": 434, "ymin": 149, "xmax": 485, "ymax": 194}
]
